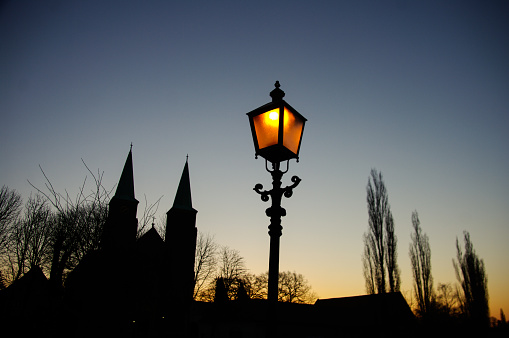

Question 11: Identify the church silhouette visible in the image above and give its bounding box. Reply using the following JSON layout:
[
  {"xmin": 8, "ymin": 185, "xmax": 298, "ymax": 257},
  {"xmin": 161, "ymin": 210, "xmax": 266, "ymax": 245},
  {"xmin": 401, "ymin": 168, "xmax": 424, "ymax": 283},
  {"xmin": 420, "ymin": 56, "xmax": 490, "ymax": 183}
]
[{"xmin": 65, "ymin": 148, "xmax": 198, "ymax": 336}]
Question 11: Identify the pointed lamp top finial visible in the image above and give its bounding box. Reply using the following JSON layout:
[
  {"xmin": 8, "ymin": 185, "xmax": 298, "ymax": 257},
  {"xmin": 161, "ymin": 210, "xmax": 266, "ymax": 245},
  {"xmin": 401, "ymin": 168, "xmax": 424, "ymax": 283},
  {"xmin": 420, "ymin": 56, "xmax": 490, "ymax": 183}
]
[{"xmin": 270, "ymin": 80, "xmax": 285, "ymax": 102}]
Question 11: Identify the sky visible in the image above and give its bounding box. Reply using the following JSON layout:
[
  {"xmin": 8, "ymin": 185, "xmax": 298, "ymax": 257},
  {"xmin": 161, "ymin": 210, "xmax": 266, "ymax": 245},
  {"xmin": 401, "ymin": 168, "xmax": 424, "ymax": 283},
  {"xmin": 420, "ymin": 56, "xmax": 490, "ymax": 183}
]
[{"xmin": 1, "ymin": 0, "xmax": 508, "ymax": 318}]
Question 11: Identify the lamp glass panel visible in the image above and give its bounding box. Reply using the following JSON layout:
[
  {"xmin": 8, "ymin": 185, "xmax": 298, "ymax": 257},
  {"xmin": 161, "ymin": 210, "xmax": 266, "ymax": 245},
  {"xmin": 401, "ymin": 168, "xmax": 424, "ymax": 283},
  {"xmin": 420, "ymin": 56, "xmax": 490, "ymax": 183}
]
[
  {"xmin": 283, "ymin": 107, "xmax": 304, "ymax": 155},
  {"xmin": 252, "ymin": 108, "xmax": 280, "ymax": 149}
]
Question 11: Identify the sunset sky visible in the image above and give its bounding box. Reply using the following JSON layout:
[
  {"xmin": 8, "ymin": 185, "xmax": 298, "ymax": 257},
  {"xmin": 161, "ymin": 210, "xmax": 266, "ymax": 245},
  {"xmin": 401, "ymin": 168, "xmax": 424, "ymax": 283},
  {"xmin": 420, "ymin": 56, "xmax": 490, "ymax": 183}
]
[{"xmin": 1, "ymin": 1, "xmax": 508, "ymax": 318}]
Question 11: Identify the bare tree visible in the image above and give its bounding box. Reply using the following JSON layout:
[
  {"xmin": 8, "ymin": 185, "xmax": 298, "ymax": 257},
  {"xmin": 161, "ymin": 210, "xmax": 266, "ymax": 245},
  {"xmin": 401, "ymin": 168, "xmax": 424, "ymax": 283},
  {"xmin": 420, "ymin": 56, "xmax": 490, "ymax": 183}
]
[
  {"xmin": 4, "ymin": 194, "xmax": 53, "ymax": 283},
  {"xmin": 242, "ymin": 272, "xmax": 268, "ymax": 300},
  {"xmin": 409, "ymin": 211, "xmax": 434, "ymax": 316},
  {"xmin": 242, "ymin": 271, "xmax": 317, "ymax": 304},
  {"xmin": 194, "ymin": 245, "xmax": 247, "ymax": 302},
  {"xmin": 362, "ymin": 169, "xmax": 400, "ymax": 294},
  {"xmin": 25, "ymin": 195, "xmax": 53, "ymax": 270},
  {"xmin": 278, "ymin": 271, "xmax": 317, "ymax": 304},
  {"xmin": 193, "ymin": 232, "xmax": 218, "ymax": 299},
  {"xmin": 217, "ymin": 246, "xmax": 247, "ymax": 300},
  {"xmin": 0, "ymin": 186, "xmax": 22, "ymax": 255},
  {"xmin": 30, "ymin": 162, "xmax": 111, "ymax": 286},
  {"xmin": 434, "ymin": 283, "xmax": 461, "ymax": 317},
  {"xmin": 453, "ymin": 231, "xmax": 490, "ymax": 329},
  {"xmin": 418, "ymin": 282, "xmax": 464, "ymax": 330}
]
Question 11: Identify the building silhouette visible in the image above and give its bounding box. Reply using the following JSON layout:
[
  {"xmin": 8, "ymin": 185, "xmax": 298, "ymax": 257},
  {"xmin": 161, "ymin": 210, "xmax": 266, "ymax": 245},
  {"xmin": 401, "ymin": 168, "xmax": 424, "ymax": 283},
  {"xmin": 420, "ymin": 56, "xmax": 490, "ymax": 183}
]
[{"xmin": 63, "ymin": 148, "xmax": 198, "ymax": 336}]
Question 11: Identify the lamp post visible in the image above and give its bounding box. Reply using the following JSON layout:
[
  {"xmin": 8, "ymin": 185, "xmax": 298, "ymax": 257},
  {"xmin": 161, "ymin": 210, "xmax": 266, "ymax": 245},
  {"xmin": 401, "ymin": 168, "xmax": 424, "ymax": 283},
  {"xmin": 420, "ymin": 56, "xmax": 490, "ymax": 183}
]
[{"xmin": 247, "ymin": 81, "xmax": 307, "ymax": 302}]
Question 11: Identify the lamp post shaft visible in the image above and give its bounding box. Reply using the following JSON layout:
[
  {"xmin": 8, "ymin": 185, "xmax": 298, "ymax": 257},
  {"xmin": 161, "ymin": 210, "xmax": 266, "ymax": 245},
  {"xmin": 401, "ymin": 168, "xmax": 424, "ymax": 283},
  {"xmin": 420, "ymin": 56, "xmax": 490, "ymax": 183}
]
[
  {"xmin": 254, "ymin": 161, "xmax": 301, "ymax": 303},
  {"xmin": 268, "ymin": 229, "xmax": 281, "ymax": 302},
  {"xmin": 267, "ymin": 162, "xmax": 284, "ymax": 302}
]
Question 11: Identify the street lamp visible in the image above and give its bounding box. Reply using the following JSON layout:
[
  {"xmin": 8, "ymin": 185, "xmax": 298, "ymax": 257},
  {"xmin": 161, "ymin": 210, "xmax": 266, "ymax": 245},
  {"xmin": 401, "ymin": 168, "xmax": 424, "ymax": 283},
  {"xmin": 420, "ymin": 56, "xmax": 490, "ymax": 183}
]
[{"xmin": 247, "ymin": 81, "xmax": 307, "ymax": 302}]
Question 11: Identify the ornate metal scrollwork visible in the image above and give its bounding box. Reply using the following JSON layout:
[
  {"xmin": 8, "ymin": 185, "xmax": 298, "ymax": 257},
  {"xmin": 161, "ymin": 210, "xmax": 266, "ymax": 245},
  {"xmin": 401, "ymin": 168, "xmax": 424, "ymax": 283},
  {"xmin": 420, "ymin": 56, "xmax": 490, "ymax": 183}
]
[
  {"xmin": 253, "ymin": 173, "xmax": 301, "ymax": 204},
  {"xmin": 283, "ymin": 176, "xmax": 301, "ymax": 198},
  {"xmin": 254, "ymin": 183, "xmax": 270, "ymax": 202}
]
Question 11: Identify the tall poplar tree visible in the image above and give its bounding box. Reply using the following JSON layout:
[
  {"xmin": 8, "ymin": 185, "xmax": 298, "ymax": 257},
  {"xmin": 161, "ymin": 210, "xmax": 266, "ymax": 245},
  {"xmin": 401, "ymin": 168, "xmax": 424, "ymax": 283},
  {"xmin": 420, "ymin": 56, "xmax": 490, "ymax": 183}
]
[
  {"xmin": 409, "ymin": 211, "xmax": 433, "ymax": 316},
  {"xmin": 362, "ymin": 169, "xmax": 400, "ymax": 294},
  {"xmin": 454, "ymin": 231, "xmax": 489, "ymax": 329}
]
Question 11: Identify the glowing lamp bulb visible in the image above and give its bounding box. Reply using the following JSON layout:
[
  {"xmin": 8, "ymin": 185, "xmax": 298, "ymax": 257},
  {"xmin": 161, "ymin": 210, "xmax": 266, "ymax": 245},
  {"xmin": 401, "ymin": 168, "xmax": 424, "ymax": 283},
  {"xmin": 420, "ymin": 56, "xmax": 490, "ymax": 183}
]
[{"xmin": 269, "ymin": 111, "xmax": 279, "ymax": 120}]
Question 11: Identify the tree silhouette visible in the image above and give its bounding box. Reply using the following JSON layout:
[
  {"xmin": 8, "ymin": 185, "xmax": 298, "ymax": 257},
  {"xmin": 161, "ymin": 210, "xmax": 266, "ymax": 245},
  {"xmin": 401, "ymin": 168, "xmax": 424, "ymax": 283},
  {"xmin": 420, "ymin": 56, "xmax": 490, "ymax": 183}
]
[
  {"xmin": 50, "ymin": 202, "xmax": 108, "ymax": 286},
  {"xmin": 0, "ymin": 186, "xmax": 22, "ymax": 255},
  {"xmin": 277, "ymin": 271, "xmax": 317, "ymax": 303},
  {"xmin": 194, "ymin": 232, "xmax": 218, "ymax": 299},
  {"xmin": 217, "ymin": 246, "xmax": 247, "ymax": 300},
  {"xmin": 236, "ymin": 280, "xmax": 250, "ymax": 302},
  {"xmin": 453, "ymin": 231, "xmax": 489, "ymax": 329},
  {"xmin": 434, "ymin": 283, "xmax": 461, "ymax": 318},
  {"xmin": 2, "ymin": 194, "xmax": 53, "ymax": 283},
  {"xmin": 25, "ymin": 163, "xmax": 111, "ymax": 286},
  {"xmin": 498, "ymin": 308, "xmax": 507, "ymax": 328},
  {"xmin": 362, "ymin": 169, "xmax": 400, "ymax": 294},
  {"xmin": 242, "ymin": 271, "xmax": 317, "ymax": 304},
  {"xmin": 213, "ymin": 277, "xmax": 228, "ymax": 303},
  {"xmin": 409, "ymin": 211, "xmax": 434, "ymax": 316},
  {"xmin": 195, "ymin": 245, "xmax": 247, "ymax": 301},
  {"xmin": 243, "ymin": 273, "xmax": 265, "ymax": 300}
]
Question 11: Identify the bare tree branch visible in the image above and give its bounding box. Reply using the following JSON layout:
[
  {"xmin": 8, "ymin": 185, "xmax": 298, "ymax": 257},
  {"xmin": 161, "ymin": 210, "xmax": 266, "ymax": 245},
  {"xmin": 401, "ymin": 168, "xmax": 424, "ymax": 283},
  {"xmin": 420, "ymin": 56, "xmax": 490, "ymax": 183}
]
[{"xmin": 136, "ymin": 194, "xmax": 163, "ymax": 239}]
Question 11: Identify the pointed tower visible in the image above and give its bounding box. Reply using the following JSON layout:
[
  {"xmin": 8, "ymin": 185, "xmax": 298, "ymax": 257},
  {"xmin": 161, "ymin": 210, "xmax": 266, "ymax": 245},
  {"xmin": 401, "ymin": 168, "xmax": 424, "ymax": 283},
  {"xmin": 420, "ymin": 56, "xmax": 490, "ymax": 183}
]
[
  {"xmin": 165, "ymin": 158, "xmax": 198, "ymax": 302},
  {"xmin": 102, "ymin": 147, "xmax": 139, "ymax": 252}
]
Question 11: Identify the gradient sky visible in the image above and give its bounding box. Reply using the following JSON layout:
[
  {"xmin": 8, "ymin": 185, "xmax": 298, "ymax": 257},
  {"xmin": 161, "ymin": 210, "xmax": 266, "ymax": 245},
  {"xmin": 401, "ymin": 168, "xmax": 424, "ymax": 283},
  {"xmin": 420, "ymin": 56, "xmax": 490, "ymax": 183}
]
[{"xmin": 1, "ymin": 1, "xmax": 508, "ymax": 318}]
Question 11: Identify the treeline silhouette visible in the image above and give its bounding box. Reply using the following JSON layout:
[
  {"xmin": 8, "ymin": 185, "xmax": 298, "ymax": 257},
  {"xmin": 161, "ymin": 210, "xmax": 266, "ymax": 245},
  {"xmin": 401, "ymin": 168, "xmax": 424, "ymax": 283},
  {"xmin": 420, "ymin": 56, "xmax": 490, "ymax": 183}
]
[{"xmin": 361, "ymin": 169, "xmax": 506, "ymax": 334}]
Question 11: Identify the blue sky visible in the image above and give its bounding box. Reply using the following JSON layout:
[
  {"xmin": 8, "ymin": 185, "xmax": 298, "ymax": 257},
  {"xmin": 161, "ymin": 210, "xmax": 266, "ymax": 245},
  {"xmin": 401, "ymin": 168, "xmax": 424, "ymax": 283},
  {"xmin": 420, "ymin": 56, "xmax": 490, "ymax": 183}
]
[{"xmin": 1, "ymin": 1, "xmax": 508, "ymax": 317}]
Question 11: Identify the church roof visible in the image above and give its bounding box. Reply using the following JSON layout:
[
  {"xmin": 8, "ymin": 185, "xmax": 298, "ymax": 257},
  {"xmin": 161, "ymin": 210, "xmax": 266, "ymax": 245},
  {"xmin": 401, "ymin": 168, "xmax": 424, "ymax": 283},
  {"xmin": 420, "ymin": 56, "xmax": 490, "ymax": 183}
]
[
  {"xmin": 113, "ymin": 147, "xmax": 138, "ymax": 203},
  {"xmin": 171, "ymin": 159, "xmax": 196, "ymax": 212},
  {"xmin": 137, "ymin": 226, "xmax": 164, "ymax": 247}
]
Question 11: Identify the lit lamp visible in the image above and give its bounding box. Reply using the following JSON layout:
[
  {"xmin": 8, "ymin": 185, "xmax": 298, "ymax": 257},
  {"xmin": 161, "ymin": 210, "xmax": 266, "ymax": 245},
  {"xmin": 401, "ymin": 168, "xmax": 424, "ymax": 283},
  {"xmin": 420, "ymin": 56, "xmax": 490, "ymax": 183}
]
[
  {"xmin": 247, "ymin": 81, "xmax": 306, "ymax": 163},
  {"xmin": 246, "ymin": 81, "xmax": 307, "ymax": 303}
]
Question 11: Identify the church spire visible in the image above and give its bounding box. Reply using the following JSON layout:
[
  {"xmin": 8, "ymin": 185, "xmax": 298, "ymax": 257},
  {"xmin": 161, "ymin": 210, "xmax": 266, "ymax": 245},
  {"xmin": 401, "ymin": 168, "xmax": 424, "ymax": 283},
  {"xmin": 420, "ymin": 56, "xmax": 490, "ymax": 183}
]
[
  {"xmin": 165, "ymin": 157, "xmax": 198, "ymax": 304},
  {"xmin": 172, "ymin": 157, "xmax": 195, "ymax": 211},
  {"xmin": 114, "ymin": 146, "xmax": 137, "ymax": 203},
  {"xmin": 102, "ymin": 146, "xmax": 139, "ymax": 252}
]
